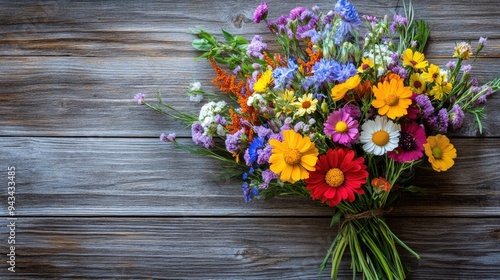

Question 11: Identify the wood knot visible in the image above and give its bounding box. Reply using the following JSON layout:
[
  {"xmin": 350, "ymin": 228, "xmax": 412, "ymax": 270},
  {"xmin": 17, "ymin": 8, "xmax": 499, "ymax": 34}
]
[
  {"xmin": 490, "ymin": 228, "xmax": 500, "ymax": 239},
  {"xmin": 232, "ymin": 14, "xmax": 248, "ymax": 28}
]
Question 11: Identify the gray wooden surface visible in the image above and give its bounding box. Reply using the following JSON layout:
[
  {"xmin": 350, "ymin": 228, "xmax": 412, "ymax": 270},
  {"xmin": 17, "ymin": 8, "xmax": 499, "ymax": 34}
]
[{"xmin": 0, "ymin": 0, "xmax": 499, "ymax": 279}]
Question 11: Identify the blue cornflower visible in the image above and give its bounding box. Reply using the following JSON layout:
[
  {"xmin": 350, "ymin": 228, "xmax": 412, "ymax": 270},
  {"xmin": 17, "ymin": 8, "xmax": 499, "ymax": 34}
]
[
  {"xmin": 247, "ymin": 137, "xmax": 265, "ymax": 164},
  {"xmin": 272, "ymin": 59, "xmax": 298, "ymax": 89}
]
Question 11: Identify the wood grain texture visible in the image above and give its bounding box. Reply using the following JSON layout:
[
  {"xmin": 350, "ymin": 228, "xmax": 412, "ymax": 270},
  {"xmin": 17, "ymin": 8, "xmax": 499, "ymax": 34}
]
[
  {"xmin": 0, "ymin": 217, "xmax": 498, "ymax": 279},
  {"xmin": 0, "ymin": 0, "xmax": 499, "ymax": 279}
]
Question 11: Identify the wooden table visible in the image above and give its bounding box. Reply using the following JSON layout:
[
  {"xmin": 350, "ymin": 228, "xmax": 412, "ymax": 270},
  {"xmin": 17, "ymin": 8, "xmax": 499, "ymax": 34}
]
[{"xmin": 1, "ymin": 0, "xmax": 499, "ymax": 279}]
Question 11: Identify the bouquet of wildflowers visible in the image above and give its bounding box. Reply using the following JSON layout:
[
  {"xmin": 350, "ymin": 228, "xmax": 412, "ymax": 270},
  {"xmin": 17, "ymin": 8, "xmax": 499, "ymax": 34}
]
[{"xmin": 135, "ymin": 0, "xmax": 499, "ymax": 278}]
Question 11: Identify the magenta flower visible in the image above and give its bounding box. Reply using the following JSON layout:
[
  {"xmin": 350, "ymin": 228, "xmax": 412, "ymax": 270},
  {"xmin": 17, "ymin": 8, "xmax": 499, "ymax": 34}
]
[
  {"xmin": 388, "ymin": 121, "xmax": 426, "ymax": 162},
  {"xmin": 324, "ymin": 109, "xmax": 359, "ymax": 145},
  {"xmin": 253, "ymin": 2, "xmax": 268, "ymax": 23}
]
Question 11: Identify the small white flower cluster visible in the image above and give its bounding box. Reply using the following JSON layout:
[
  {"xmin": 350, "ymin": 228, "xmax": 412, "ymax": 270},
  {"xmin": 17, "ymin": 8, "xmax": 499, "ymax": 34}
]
[
  {"xmin": 198, "ymin": 101, "xmax": 227, "ymax": 137},
  {"xmin": 363, "ymin": 43, "xmax": 395, "ymax": 77},
  {"xmin": 188, "ymin": 81, "xmax": 204, "ymax": 103},
  {"xmin": 247, "ymin": 93, "xmax": 269, "ymax": 112}
]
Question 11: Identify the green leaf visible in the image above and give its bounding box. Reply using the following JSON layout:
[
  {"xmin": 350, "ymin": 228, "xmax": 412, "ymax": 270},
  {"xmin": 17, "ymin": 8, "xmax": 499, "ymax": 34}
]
[
  {"xmin": 234, "ymin": 35, "xmax": 248, "ymax": 45},
  {"xmin": 330, "ymin": 210, "xmax": 343, "ymax": 227},
  {"xmin": 222, "ymin": 29, "xmax": 234, "ymax": 43},
  {"xmin": 192, "ymin": 38, "xmax": 212, "ymax": 51}
]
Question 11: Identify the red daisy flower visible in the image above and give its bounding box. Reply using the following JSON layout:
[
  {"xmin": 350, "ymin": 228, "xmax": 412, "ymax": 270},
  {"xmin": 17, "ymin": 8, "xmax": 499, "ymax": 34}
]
[{"xmin": 305, "ymin": 148, "xmax": 369, "ymax": 207}]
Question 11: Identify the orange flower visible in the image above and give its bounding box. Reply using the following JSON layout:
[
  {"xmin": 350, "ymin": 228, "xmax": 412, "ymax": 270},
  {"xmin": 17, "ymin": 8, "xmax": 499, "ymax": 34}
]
[{"xmin": 371, "ymin": 177, "xmax": 391, "ymax": 192}]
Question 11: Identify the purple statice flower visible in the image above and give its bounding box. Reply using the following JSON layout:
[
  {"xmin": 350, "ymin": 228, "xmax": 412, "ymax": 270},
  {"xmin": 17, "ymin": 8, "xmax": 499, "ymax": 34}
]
[
  {"xmin": 294, "ymin": 121, "xmax": 306, "ymax": 132},
  {"xmin": 437, "ymin": 108, "xmax": 449, "ymax": 133},
  {"xmin": 225, "ymin": 128, "xmax": 245, "ymax": 153},
  {"xmin": 254, "ymin": 125, "xmax": 272, "ymax": 138},
  {"xmin": 232, "ymin": 65, "xmax": 241, "ymax": 74},
  {"xmin": 415, "ymin": 94, "xmax": 435, "ymax": 119},
  {"xmin": 257, "ymin": 145, "xmax": 273, "ymax": 165},
  {"xmin": 191, "ymin": 123, "xmax": 214, "ymax": 148},
  {"xmin": 290, "ymin": 7, "xmax": 307, "ymax": 19},
  {"xmin": 391, "ymin": 66, "xmax": 408, "ymax": 79},
  {"xmin": 362, "ymin": 15, "xmax": 378, "ymax": 29},
  {"xmin": 215, "ymin": 114, "xmax": 227, "ymax": 125},
  {"xmin": 323, "ymin": 108, "xmax": 359, "ymax": 145},
  {"xmin": 445, "ymin": 61, "xmax": 456, "ymax": 69},
  {"xmin": 479, "ymin": 37, "xmax": 488, "ymax": 46},
  {"xmin": 160, "ymin": 133, "xmax": 168, "ymax": 143},
  {"xmin": 296, "ymin": 10, "xmax": 320, "ymax": 39},
  {"xmin": 312, "ymin": 5, "xmax": 320, "ymax": 13},
  {"xmin": 246, "ymin": 35, "xmax": 268, "ymax": 59},
  {"xmin": 390, "ymin": 14, "xmax": 408, "ymax": 33},
  {"xmin": 253, "ymin": 2, "xmax": 268, "ymax": 23},
  {"xmin": 167, "ymin": 133, "xmax": 176, "ymax": 141},
  {"xmin": 242, "ymin": 182, "xmax": 252, "ymax": 202},
  {"xmin": 262, "ymin": 169, "xmax": 278, "ymax": 184},
  {"xmin": 410, "ymin": 40, "xmax": 418, "ymax": 48},
  {"xmin": 426, "ymin": 115, "xmax": 438, "ymax": 132},
  {"xmin": 343, "ymin": 103, "xmax": 361, "ymax": 119},
  {"xmin": 450, "ymin": 104, "xmax": 465, "ymax": 130},
  {"xmin": 268, "ymin": 15, "xmax": 292, "ymax": 37},
  {"xmin": 461, "ymin": 64, "xmax": 472, "ymax": 74},
  {"xmin": 134, "ymin": 93, "xmax": 145, "ymax": 105},
  {"xmin": 475, "ymin": 85, "xmax": 494, "ymax": 104}
]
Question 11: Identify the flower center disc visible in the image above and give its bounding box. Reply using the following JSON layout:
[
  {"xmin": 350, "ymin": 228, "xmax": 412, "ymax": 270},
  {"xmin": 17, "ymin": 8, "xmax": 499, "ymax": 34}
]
[
  {"xmin": 372, "ymin": 130, "xmax": 390, "ymax": 146},
  {"xmin": 325, "ymin": 168, "xmax": 345, "ymax": 188},
  {"xmin": 302, "ymin": 101, "xmax": 311, "ymax": 109},
  {"xmin": 413, "ymin": 81, "xmax": 422, "ymax": 88},
  {"xmin": 335, "ymin": 121, "xmax": 349, "ymax": 133},
  {"xmin": 432, "ymin": 146, "xmax": 443, "ymax": 159},
  {"xmin": 400, "ymin": 131, "xmax": 416, "ymax": 151},
  {"xmin": 384, "ymin": 93, "xmax": 399, "ymax": 106},
  {"xmin": 284, "ymin": 148, "xmax": 302, "ymax": 165}
]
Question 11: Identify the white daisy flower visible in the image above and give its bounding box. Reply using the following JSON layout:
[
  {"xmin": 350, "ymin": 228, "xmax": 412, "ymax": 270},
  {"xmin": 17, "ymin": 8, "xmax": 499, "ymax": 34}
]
[{"xmin": 359, "ymin": 116, "xmax": 400, "ymax": 156}]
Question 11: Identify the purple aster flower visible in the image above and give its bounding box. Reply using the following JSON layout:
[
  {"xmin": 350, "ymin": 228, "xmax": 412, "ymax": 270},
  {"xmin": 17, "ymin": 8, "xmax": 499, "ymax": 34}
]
[
  {"xmin": 246, "ymin": 35, "xmax": 268, "ymax": 59},
  {"xmin": 134, "ymin": 93, "xmax": 145, "ymax": 105},
  {"xmin": 450, "ymin": 104, "xmax": 465, "ymax": 130},
  {"xmin": 253, "ymin": 2, "xmax": 268, "ymax": 23},
  {"xmin": 391, "ymin": 66, "xmax": 408, "ymax": 79},
  {"xmin": 324, "ymin": 108, "xmax": 359, "ymax": 145},
  {"xmin": 215, "ymin": 114, "xmax": 227, "ymax": 125},
  {"xmin": 225, "ymin": 128, "xmax": 245, "ymax": 153},
  {"xmin": 437, "ymin": 108, "xmax": 449, "ymax": 133}
]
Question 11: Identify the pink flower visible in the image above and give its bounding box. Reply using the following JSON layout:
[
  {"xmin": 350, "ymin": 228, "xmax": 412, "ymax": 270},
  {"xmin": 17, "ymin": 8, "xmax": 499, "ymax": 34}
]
[
  {"xmin": 388, "ymin": 121, "xmax": 426, "ymax": 162},
  {"xmin": 324, "ymin": 109, "xmax": 359, "ymax": 145}
]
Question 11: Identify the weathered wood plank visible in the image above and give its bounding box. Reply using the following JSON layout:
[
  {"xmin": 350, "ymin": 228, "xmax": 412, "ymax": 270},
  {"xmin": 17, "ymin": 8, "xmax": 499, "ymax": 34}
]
[
  {"xmin": 0, "ymin": 0, "xmax": 498, "ymax": 58},
  {"xmin": 0, "ymin": 217, "xmax": 498, "ymax": 279},
  {"xmin": 1, "ymin": 137, "xmax": 499, "ymax": 217},
  {"xmin": 0, "ymin": 56, "xmax": 498, "ymax": 137}
]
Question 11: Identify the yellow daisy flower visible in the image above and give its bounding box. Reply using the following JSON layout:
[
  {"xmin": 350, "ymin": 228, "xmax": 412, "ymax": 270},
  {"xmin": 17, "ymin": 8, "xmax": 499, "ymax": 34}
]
[
  {"xmin": 429, "ymin": 80, "xmax": 452, "ymax": 101},
  {"xmin": 402, "ymin": 48, "xmax": 428, "ymax": 70},
  {"xmin": 424, "ymin": 134, "xmax": 457, "ymax": 172},
  {"xmin": 371, "ymin": 79, "xmax": 413, "ymax": 119},
  {"xmin": 331, "ymin": 74, "xmax": 361, "ymax": 101},
  {"xmin": 253, "ymin": 68, "xmax": 273, "ymax": 93},
  {"xmin": 409, "ymin": 73, "xmax": 427, "ymax": 94},
  {"xmin": 422, "ymin": 64, "xmax": 442, "ymax": 83},
  {"xmin": 357, "ymin": 58, "xmax": 374, "ymax": 73},
  {"xmin": 269, "ymin": 130, "xmax": 319, "ymax": 183},
  {"xmin": 293, "ymin": 93, "xmax": 318, "ymax": 117},
  {"xmin": 274, "ymin": 89, "xmax": 297, "ymax": 118}
]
